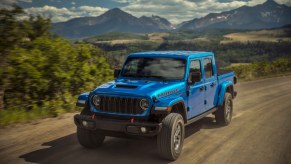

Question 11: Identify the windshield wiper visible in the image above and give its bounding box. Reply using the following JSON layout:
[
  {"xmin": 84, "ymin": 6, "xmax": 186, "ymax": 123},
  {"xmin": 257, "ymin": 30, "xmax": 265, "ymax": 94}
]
[
  {"xmin": 122, "ymin": 74, "xmax": 141, "ymax": 78},
  {"xmin": 143, "ymin": 75, "xmax": 173, "ymax": 81},
  {"xmin": 143, "ymin": 75, "xmax": 165, "ymax": 78},
  {"xmin": 123, "ymin": 75, "xmax": 179, "ymax": 81}
]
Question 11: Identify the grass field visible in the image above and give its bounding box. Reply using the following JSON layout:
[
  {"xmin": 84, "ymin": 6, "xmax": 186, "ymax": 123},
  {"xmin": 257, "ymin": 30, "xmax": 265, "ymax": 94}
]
[
  {"xmin": 82, "ymin": 25, "xmax": 291, "ymax": 45},
  {"xmin": 222, "ymin": 27, "xmax": 291, "ymax": 43},
  {"xmin": 84, "ymin": 32, "xmax": 148, "ymax": 42}
]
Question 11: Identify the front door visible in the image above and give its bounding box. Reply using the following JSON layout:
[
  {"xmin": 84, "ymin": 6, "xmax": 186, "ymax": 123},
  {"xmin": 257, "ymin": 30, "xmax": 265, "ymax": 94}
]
[
  {"xmin": 203, "ymin": 57, "xmax": 217, "ymax": 112},
  {"xmin": 187, "ymin": 59, "xmax": 205, "ymax": 119}
]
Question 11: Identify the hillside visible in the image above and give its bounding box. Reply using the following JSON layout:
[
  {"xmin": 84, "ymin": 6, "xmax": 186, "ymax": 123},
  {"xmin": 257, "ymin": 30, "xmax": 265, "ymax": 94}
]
[
  {"xmin": 52, "ymin": 8, "xmax": 173, "ymax": 39},
  {"xmin": 82, "ymin": 28, "xmax": 248, "ymax": 45},
  {"xmin": 178, "ymin": 0, "xmax": 291, "ymax": 30},
  {"xmin": 222, "ymin": 24, "xmax": 291, "ymax": 43},
  {"xmin": 84, "ymin": 33, "xmax": 148, "ymax": 42},
  {"xmin": 52, "ymin": 0, "xmax": 291, "ymax": 39}
]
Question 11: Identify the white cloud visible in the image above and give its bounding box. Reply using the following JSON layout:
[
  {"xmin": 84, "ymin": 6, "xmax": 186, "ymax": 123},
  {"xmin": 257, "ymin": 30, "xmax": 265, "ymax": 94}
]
[
  {"xmin": 77, "ymin": 6, "xmax": 108, "ymax": 16},
  {"xmin": 23, "ymin": 5, "xmax": 75, "ymax": 22},
  {"xmin": 21, "ymin": 0, "xmax": 32, "ymax": 2},
  {"xmin": 0, "ymin": 0, "xmax": 18, "ymax": 9},
  {"xmin": 276, "ymin": 0, "xmax": 291, "ymax": 6},
  {"xmin": 0, "ymin": 0, "xmax": 31, "ymax": 9},
  {"xmin": 115, "ymin": 0, "xmax": 284, "ymax": 24},
  {"xmin": 23, "ymin": 5, "xmax": 108, "ymax": 22},
  {"xmin": 111, "ymin": 0, "xmax": 134, "ymax": 3},
  {"xmin": 8, "ymin": 0, "xmax": 291, "ymax": 24}
]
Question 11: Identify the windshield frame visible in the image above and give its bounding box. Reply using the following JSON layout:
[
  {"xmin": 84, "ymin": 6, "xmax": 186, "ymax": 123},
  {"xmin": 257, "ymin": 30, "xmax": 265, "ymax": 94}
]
[{"xmin": 119, "ymin": 57, "xmax": 187, "ymax": 81}]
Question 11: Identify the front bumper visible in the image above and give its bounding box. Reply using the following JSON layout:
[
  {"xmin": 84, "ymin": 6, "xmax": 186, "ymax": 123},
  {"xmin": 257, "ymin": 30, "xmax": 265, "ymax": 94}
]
[{"xmin": 74, "ymin": 114, "xmax": 162, "ymax": 137}]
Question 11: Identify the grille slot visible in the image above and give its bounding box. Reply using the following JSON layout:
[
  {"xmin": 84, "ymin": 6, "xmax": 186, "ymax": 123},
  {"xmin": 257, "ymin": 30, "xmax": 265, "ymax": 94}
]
[{"xmin": 94, "ymin": 96, "xmax": 146, "ymax": 114}]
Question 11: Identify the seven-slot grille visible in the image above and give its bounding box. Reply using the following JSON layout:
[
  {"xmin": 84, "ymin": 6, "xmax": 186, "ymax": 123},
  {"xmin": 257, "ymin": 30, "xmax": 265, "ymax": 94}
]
[{"xmin": 93, "ymin": 96, "xmax": 146, "ymax": 114}]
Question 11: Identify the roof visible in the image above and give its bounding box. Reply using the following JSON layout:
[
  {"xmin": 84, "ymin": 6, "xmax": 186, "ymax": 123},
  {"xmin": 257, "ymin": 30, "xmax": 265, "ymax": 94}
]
[{"xmin": 129, "ymin": 51, "xmax": 213, "ymax": 58}]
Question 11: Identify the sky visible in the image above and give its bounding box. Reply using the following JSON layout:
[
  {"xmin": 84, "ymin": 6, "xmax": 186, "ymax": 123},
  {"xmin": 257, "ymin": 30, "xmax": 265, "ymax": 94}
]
[{"xmin": 1, "ymin": 0, "xmax": 291, "ymax": 24}]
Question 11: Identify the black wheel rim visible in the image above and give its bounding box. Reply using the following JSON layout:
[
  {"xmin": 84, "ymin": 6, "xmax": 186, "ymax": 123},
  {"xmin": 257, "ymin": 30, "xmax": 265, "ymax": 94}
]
[
  {"xmin": 173, "ymin": 122, "xmax": 182, "ymax": 153},
  {"xmin": 225, "ymin": 99, "xmax": 232, "ymax": 122}
]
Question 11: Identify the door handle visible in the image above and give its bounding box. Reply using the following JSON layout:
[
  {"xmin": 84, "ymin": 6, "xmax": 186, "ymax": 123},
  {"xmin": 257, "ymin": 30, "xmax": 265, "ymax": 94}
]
[
  {"xmin": 210, "ymin": 82, "xmax": 216, "ymax": 87},
  {"xmin": 199, "ymin": 86, "xmax": 204, "ymax": 91}
]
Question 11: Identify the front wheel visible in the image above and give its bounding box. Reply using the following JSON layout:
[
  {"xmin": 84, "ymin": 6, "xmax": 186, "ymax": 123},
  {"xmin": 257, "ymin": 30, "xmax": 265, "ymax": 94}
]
[
  {"xmin": 157, "ymin": 113, "xmax": 185, "ymax": 161},
  {"xmin": 215, "ymin": 92, "xmax": 233, "ymax": 126}
]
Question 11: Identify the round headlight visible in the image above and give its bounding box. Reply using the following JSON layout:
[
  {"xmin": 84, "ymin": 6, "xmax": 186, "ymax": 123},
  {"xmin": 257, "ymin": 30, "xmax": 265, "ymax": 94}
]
[
  {"xmin": 92, "ymin": 95, "xmax": 101, "ymax": 106},
  {"xmin": 140, "ymin": 99, "xmax": 149, "ymax": 110}
]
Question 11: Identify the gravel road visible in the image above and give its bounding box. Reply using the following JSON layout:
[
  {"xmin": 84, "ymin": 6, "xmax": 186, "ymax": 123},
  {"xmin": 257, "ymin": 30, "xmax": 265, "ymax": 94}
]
[{"xmin": 0, "ymin": 76, "xmax": 291, "ymax": 164}]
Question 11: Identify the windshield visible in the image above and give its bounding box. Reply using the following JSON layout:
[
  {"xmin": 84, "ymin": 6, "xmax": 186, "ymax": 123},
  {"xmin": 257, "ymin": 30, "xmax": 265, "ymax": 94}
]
[{"xmin": 121, "ymin": 57, "xmax": 186, "ymax": 80}]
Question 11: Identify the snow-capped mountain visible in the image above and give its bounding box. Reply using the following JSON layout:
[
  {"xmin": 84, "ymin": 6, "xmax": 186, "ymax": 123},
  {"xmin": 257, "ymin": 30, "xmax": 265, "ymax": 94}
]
[
  {"xmin": 178, "ymin": 0, "xmax": 291, "ymax": 30},
  {"xmin": 52, "ymin": 8, "xmax": 173, "ymax": 39},
  {"xmin": 52, "ymin": 0, "xmax": 291, "ymax": 38},
  {"xmin": 139, "ymin": 15, "xmax": 174, "ymax": 30}
]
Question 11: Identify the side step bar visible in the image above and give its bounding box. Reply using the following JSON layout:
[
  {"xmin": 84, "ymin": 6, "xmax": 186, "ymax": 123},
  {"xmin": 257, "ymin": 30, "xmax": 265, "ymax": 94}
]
[{"xmin": 185, "ymin": 107, "xmax": 217, "ymax": 126}]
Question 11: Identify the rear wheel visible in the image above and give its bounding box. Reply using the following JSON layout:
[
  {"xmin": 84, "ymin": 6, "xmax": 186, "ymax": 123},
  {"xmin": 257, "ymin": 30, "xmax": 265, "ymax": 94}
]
[
  {"xmin": 77, "ymin": 128, "xmax": 105, "ymax": 148},
  {"xmin": 215, "ymin": 92, "xmax": 233, "ymax": 126},
  {"xmin": 157, "ymin": 113, "xmax": 185, "ymax": 161}
]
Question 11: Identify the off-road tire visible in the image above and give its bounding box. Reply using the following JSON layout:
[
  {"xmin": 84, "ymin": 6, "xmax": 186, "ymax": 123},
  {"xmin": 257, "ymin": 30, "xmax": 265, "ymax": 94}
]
[
  {"xmin": 77, "ymin": 105, "xmax": 105, "ymax": 148},
  {"xmin": 215, "ymin": 92, "xmax": 233, "ymax": 126},
  {"xmin": 157, "ymin": 113, "xmax": 185, "ymax": 161},
  {"xmin": 77, "ymin": 128, "xmax": 105, "ymax": 148}
]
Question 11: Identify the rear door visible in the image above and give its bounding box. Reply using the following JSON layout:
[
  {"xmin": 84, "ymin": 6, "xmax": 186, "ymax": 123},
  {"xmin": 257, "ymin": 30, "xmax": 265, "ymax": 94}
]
[
  {"xmin": 187, "ymin": 59, "xmax": 205, "ymax": 118},
  {"xmin": 202, "ymin": 57, "xmax": 218, "ymax": 112}
]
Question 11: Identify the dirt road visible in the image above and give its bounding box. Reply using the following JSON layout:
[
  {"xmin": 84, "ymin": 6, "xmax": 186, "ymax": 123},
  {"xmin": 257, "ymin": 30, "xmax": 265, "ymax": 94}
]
[{"xmin": 1, "ymin": 76, "xmax": 291, "ymax": 164}]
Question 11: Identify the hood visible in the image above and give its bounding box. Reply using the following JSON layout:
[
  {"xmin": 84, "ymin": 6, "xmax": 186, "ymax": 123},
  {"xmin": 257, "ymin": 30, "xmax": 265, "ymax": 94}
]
[{"xmin": 92, "ymin": 79, "xmax": 186, "ymax": 99}]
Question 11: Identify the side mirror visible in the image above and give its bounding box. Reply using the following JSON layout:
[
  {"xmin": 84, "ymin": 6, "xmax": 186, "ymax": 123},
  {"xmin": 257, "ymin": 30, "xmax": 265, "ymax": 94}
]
[
  {"xmin": 188, "ymin": 72, "xmax": 201, "ymax": 84},
  {"xmin": 114, "ymin": 69, "xmax": 121, "ymax": 78}
]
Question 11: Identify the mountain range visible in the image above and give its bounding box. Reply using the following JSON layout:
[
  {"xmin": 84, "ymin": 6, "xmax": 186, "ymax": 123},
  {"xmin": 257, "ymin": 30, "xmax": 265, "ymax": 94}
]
[
  {"xmin": 179, "ymin": 0, "xmax": 291, "ymax": 30},
  {"xmin": 52, "ymin": 0, "xmax": 291, "ymax": 39},
  {"xmin": 52, "ymin": 8, "xmax": 173, "ymax": 38}
]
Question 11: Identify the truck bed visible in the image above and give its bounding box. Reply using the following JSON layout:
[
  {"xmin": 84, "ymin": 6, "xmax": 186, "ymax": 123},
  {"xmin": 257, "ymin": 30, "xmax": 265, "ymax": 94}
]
[
  {"xmin": 217, "ymin": 69, "xmax": 233, "ymax": 76},
  {"xmin": 217, "ymin": 69, "xmax": 235, "ymax": 84}
]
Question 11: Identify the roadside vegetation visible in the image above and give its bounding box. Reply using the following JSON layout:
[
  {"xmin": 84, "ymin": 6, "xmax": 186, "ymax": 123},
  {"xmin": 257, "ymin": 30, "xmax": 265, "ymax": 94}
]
[
  {"xmin": 222, "ymin": 25, "xmax": 291, "ymax": 43},
  {"xmin": 0, "ymin": 6, "xmax": 290, "ymax": 126},
  {"xmin": 226, "ymin": 58, "xmax": 291, "ymax": 80},
  {"xmin": 91, "ymin": 39, "xmax": 291, "ymax": 68},
  {"xmin": 0, "ymin": 6, "xmax": 112, "ymax": 126}
]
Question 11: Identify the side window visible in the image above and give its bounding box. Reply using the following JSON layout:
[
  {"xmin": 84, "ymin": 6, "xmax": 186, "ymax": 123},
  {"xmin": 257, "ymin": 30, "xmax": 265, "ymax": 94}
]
[
  {"xmin": 189, "ymin": 60, "xmax": 201, "ymax": 83},
  {"xmin": 203, "ymin": 58, "xmax": 213, "ymax": 78}
]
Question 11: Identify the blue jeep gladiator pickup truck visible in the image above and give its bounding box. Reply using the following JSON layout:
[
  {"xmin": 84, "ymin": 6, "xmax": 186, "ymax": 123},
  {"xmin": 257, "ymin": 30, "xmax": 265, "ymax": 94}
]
[{"xmin": 74, "ymin": 51, "xmax": 237, "ymax": 160}]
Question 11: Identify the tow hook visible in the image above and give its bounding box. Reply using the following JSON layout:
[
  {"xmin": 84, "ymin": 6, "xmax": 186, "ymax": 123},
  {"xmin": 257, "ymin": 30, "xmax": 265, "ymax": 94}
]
[{"xmin": 130, "ymin": 117, "xmax": 134, "ymax": 123}]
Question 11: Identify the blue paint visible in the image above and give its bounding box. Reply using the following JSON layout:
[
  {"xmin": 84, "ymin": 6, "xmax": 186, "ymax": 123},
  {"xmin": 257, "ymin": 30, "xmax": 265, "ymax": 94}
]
[{"xmin": 77, "ymin": 51, "xmax": 236, "ymax": 120}]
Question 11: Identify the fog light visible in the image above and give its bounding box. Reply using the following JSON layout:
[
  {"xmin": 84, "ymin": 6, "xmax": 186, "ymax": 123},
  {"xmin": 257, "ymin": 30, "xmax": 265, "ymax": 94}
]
[
  {"xmin": 82, "ymin": 120, "xmax": 88, "ymax": 126},
  {"xmin": 140, "ymin": 127, "xmax": 147, "ymax": 133}
]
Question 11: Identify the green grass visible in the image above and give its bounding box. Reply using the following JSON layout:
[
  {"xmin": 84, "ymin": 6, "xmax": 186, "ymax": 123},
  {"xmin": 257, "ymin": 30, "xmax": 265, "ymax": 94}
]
[
  {"xmin": 0, "ymin": 107, "xmax": 82, "ymax": 126},
  {"xmin": 82, "ymin": 29, "xmax": 247, "ymax": 43},
  {"xmin": 0, "ymin": 109, "xmax": 49, "ymax": 126},
  {"xmin": 236, "ymin": 71, "xmax": 291, "ymax": 82},
  {"xmin": 222, "ymin": 26, "xmax": 291, "ymax": 43},
  {"xmin": 226, "ymin": 57, "xmax": 291, "ymax": 81},
  {"xmin": 84, "ymin": 32, "xmax": 148, "ymax": 42}
]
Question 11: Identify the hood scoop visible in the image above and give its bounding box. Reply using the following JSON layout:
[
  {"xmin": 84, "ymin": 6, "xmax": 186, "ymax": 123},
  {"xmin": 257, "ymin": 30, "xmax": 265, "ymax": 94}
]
[{"xmin": 115, "ymin": 84, "xmax": 138, "ymax": 89}]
